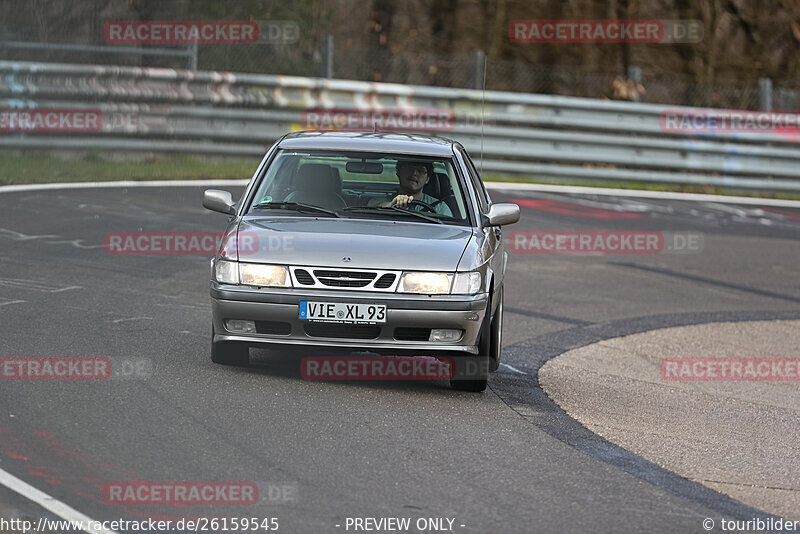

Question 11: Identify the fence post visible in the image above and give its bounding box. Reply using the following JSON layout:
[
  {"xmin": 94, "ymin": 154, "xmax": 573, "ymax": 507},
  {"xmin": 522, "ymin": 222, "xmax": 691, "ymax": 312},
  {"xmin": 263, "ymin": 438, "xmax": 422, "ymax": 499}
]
[
  {"xmin": 627, "ymin": 65, "xmax": 642, "ymax": 102},
  {"xmin": 320, "ymin": 34, "xmax": 334, "ymax": 78},
  {"xmin": 470, "ymin": 50, "xmax": 485, "ymax": 90},
  {"xmin": 0, "ymin": 28, "xmax": 8, "ymax": 59},
  {"xmin": 187, "ymin": 43, "xmax": 198, "ymax": 71},
  {"xmin": 759, "ymin": 77, "xmax": 772, "ymax": 110}
]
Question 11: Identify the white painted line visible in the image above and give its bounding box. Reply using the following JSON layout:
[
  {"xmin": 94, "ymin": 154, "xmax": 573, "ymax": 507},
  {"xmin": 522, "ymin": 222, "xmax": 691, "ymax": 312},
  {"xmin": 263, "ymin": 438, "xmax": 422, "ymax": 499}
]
[
  {"xmin": 0, "ymin": 179, "xmax": 248, "ymax": 194},
  {"xmin": 51, "ymin": 286, "xmax": 83, "ymax": 293},
  {"xmin": 500, "ymin": 363, "xmax": 528, "ymax": 375},
  {"xmin": 485, "ymin": 182, "xmax": 800, "ymax": 208},
  {"xmin": 111, "ymin": 316, "xmax": 152, "ymax": 324},
  {"xmin": 0, "ymin": 278, "xmax": 82, "ymax": 293},
  {"xmin": 1, "ymin": 178, "xmax": 799, "ymax": 207},
  {"xmin": 0, "ymin": 466, "xmax": 118, "ymax": 534}
]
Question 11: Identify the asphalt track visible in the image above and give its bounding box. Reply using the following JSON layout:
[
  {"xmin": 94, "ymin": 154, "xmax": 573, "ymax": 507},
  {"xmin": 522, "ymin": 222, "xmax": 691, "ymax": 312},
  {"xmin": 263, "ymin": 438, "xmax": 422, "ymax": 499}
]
[{"xmin": 0, "ymin": 182, "xmax": 798, "ymax": 533}]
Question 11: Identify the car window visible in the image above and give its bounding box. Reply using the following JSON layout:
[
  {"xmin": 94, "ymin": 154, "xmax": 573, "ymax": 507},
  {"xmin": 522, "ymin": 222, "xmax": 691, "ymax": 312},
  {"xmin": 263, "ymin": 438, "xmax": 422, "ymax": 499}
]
[
  {"xmin": 247, "ymin": 149, "xmax": 471, "ymax": 225},
  {"xmin": 462, "ymin": 150, "xmax": 491, "ymax": 212}
]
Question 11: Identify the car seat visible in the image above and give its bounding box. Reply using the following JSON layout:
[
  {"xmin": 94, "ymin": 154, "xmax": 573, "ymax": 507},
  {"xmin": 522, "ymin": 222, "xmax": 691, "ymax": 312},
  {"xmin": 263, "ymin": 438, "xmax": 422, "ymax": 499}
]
[
  {"xmin": 284, "ymin": 164, "xmax": 347, "ymax": 211},
  {"xmin": 423, "ymin": 172, "xmax": 458, "ymax": 216}
]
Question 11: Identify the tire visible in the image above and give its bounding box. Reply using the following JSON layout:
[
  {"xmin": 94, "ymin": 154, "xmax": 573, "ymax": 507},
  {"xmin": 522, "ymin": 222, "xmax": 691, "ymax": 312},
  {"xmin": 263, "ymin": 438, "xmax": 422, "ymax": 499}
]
[
  {"xmin": 211, "ymin": 327, "xmax": 250, "ymax": 366},
  {"xmin": 450, "ymin": 294, "xmax": 491, "ymax": 392},
  {"xmin": 488, "ymin": 286, "xmax": 503, "ymax": 372}
]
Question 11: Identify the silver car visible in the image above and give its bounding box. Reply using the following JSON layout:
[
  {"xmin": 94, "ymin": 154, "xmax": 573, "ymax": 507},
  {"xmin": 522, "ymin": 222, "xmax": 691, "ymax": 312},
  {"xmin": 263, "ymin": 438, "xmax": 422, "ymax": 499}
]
[{"xmin": 203, "ymin": 131, "xmax": 520, "ymax": 391}]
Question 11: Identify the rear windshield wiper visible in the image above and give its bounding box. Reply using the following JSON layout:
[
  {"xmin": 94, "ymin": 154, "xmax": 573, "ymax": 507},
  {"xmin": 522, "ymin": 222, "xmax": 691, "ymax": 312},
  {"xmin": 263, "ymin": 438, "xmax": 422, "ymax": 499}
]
[
  {"xmin": 252, "ymin": 201, "xmax": 340, "ymax": 217},
  {"xmin": 342, "ymin": 205, "xmax": 442, "ymax": 224}
]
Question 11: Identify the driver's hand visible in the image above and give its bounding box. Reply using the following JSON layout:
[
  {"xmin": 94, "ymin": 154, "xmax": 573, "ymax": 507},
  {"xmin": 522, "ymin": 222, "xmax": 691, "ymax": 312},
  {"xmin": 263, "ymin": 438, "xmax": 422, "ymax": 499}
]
[{"xmin": 390, "ymin": 194, "xmax": 414, "ymax": 208}]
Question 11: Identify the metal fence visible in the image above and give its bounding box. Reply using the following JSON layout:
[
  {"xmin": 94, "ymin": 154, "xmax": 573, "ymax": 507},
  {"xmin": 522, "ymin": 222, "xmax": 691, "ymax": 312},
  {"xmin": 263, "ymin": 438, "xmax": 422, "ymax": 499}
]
[
  {"xmin": 2, "ymin": 60, "xmax": 800, "ymax": 191},
  {"xmin": 0, "ymin": 38, "xmax": 786, "ymax": 110}
]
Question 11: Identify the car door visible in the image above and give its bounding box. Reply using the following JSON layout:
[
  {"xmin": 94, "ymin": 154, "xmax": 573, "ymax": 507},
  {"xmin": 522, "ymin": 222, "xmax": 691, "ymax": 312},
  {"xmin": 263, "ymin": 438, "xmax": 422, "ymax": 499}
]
[{"xmin": 458, "ymin": 148, "xmax": 505, "ymax": 305}]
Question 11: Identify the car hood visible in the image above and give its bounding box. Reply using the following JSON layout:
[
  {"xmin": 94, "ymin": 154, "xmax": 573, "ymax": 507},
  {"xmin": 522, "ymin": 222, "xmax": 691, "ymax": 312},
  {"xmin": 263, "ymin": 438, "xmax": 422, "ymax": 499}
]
[{"xmin": 237, "ymin": 217, "xmax": 474, "ymax": 271}]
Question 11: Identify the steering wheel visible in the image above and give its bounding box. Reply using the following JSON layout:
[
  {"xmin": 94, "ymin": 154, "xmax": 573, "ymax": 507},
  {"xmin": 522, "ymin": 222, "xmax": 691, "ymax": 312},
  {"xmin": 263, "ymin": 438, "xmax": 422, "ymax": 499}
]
[{"xmin": 403, "ymin": 199, "xmax": 437, "ymax": 213}]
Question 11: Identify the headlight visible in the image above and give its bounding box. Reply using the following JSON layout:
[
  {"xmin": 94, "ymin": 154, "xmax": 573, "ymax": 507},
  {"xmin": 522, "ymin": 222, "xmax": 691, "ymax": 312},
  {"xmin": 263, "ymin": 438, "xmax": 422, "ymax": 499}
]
[
  {"xmin": 398, "ymin": 272, "xmax": 452, "ymax": 294},
  {"xmin": 215, "ymin": 259, "xmax": 239, "ymax": 284},
  {"xmin": 239, "ymin": 263, "xmax": 291, "ymax": 287},
  {"xmin": 451, "ymin": 271, "xmax": 482, "ymax": 295}
]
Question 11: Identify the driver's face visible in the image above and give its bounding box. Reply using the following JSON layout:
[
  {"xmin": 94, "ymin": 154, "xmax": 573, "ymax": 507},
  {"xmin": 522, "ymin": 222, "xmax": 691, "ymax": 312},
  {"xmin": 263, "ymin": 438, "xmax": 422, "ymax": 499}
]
[{"xmin": 397, "ymin": 164, "xmax": 429, "ymax": 194}]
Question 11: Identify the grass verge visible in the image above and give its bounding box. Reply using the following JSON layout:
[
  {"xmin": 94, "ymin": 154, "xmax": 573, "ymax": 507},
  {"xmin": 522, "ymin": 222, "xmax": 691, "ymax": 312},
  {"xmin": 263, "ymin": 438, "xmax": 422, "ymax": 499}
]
[
  {"xmin": 0, "ymin": 153, "xmax": 256, "ymax": 185},
  {"xmin": 1, "ymin": 153, "xmax": 798, "ymax": 200}
]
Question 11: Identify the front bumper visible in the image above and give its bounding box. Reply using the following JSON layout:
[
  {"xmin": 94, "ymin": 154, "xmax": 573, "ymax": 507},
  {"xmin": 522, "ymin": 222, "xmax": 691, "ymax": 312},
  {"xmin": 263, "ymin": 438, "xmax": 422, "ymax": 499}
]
[{"xmin": 211, "ymin": 283, "xmax": 488, "ymax": 355}]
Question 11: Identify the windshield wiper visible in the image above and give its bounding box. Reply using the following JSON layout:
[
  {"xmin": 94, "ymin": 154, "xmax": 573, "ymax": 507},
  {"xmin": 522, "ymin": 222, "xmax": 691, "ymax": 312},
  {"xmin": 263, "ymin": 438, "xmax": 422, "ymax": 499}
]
[
  {"xmin": 342, "ymin": 205, "xmax": 442, "ymax": 224},
  {"xmin": 252, "ymin": 201, "xmax": 340, "ymax": 217}
]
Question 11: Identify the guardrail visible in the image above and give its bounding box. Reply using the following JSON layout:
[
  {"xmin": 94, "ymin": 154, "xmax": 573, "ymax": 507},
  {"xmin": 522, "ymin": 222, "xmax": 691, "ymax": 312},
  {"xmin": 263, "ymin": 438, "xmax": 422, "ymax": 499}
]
[{"xmin": 2, "ymin": 60, "xmax": 799, "ymax": 191}]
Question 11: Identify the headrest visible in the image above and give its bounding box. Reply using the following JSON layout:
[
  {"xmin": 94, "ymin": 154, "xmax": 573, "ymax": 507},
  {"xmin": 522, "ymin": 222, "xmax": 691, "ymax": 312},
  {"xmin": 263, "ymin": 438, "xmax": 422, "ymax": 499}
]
[
  {"xmin": 422, "ymin": 171, "xmax": 441, "ymax": 197},
  {"xmin": 296, "ymin": 164, "xmax": 339, "ymax": 192},
  {"xmin": 435, "ymin": 172, "xmax": 451, "ymax": 194}
]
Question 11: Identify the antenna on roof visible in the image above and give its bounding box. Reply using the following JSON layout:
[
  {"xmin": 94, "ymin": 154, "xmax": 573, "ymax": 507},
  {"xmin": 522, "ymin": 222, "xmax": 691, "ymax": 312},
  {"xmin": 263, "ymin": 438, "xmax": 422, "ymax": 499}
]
[{"xmin": 480, "ymin": 52, "xmax": 487, "ymax": 174}]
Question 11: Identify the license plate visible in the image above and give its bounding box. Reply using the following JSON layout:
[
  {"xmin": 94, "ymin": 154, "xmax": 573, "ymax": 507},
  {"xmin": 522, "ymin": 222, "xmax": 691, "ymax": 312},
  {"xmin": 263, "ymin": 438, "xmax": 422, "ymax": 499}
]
[{"xmin": 299, "ymin": 301, "xmax": 387, "ymax": 324}]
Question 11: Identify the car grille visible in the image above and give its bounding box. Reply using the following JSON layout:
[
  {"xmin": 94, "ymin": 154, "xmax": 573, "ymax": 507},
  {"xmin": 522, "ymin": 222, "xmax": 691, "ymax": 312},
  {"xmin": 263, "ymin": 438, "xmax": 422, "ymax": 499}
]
[
  {"xmin": 294, "ymin": 269, "xmax": 314, "ymax": 285},
  {"xmin": 289, "ymin": 266, "xmax": 400, "ymax": 292},
  {"xmin": 304, "ymin": 323, "xmax": 381, "ymax": 339},
  {"xmin": 314, "ymin": 270, "xmax": 375, "ymax": 288},
  {"xmin": 374, "ymin": 273, "xmax": 396, "ymax": 289}
]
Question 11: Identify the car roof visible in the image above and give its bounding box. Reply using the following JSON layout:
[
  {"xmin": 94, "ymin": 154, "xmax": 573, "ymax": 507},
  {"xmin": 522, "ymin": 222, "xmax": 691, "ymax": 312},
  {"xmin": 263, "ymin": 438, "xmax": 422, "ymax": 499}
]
[{"xmin": 277, "ymin": 131, "xmax": 459, "ymax": 157}]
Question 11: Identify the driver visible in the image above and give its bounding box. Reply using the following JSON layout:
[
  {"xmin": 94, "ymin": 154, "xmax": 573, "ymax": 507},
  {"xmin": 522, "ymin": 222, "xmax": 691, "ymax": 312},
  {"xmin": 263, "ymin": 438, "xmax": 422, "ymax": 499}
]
[{"xmin": 375, "ymin": 160, "xmax": 452, "ymax": 217}]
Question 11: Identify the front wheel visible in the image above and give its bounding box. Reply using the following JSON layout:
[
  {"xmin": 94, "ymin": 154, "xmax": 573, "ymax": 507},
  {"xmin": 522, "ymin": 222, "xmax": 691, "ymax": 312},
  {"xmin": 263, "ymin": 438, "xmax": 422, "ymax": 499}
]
[
  {"xmin": 449, "ymin": 355, "xmax": 489, "ymax": 392},
  {"xmin": 211, "ymin": 327, "xmax": 250, "ymax": 366},
  {"xmin": 488, "ymin": 286, "xmax": 503, "ymax": 372},
  {"xmin": 450, "ymin": 294, "xmax": 491, "ymax": 392}
]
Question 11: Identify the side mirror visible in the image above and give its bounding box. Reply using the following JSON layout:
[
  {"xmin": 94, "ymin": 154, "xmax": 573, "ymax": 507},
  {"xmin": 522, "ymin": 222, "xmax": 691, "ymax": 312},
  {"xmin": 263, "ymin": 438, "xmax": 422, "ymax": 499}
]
[
  {"xmin": 484, "ymin": 203, "xmax": 520, "ymax": 227},
  {"xmin": 203, "ymin": 190, "xmax": 236, "ymax": 215}
]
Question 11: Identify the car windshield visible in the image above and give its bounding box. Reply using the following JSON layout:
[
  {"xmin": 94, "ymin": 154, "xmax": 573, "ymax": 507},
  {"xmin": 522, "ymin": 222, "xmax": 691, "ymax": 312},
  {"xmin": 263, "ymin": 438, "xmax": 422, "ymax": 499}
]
[{"xmin": 247, "ymin": 149, "xmax": 471, "ymax": 225}]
